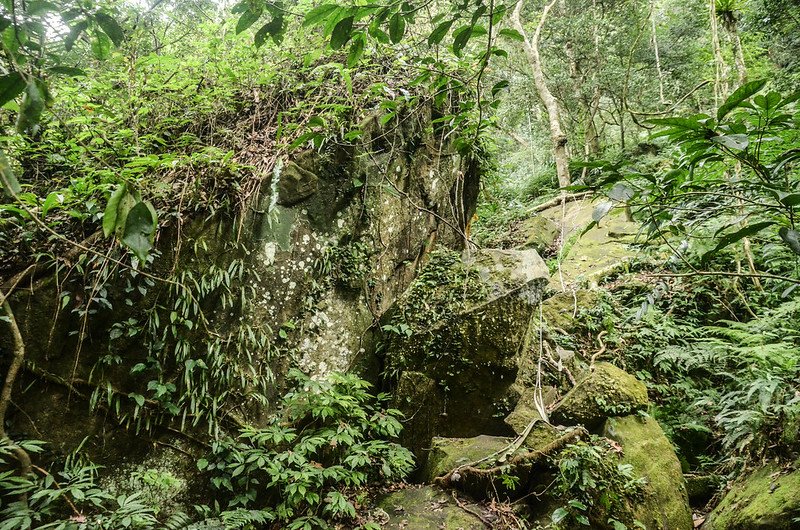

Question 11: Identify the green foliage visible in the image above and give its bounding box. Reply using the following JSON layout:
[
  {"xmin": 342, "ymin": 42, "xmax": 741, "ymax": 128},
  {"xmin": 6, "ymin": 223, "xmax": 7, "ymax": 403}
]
[
  {"xmin": 201, "ymin": 370, "xmax": 414, "ymax": 529},
  {"xmin": 382, "ymin": 248, "xmax": 489, "ymax": 378},
  {"xmin": 550, "ymin": 438, "xmax": 645, "ymax": 530},
  {"xmin": 586, "ymin": 82, "xmax": 800, "ymax": 269}
]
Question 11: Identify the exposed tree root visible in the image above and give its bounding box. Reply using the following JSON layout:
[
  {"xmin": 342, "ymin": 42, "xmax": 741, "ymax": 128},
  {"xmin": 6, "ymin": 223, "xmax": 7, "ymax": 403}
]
[{"xmin": 433, "ymin": 427, "xmax": 588, "ymax": 488}]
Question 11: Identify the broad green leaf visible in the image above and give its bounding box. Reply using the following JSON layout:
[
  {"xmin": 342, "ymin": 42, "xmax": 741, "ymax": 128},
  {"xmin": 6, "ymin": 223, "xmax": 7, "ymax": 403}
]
[
  {"xmin": 122, "ymin": 201, "xmax": 157, "ymax": 262},
  {"xmin": 498, "ymin": 28, "xmax": 524, "ymax": 41},
  {"xmin": 491, "ymin": 80, "xmax": 509, "ymax": 97},
  {"xmin": 388, "ymin": 13, "xmax": 405, "ymax": 44},
  {"xmin": 64, "ymin": 20, "xmax": 89, "ymax": 51},
  {"xmin": 346, "ymin": 33, "xmax": 365, "ymax": 67},
  {"xmin": 775, "ymin": 191, "xmax": 800, "ymax": 207},
  {"xmin": 703, "ymin": 221, "xmax": 776, "ymax": 261},
  {"xmin": 303, "ymin": 4, "xmax": 339, "ymax": 27},
  {"xmin": 90, "ymin": 28, "xmax": 112, "ymax": 60},
  {"xmin": 717, "ymin": 79, "xmax": 767, "ymax": 121},
  {"xmin": 779, "ymin": 227, "xmax": 800, "ymax": 255},
  {"xmin": 427, "ymin": 20, "xmax": 452, "ymax": 46},
  {"xmin": 592, "ymin": 200, "xmax": 614, "ymax": 222},
  {"xmin": 452, "ymin": 25, "xmax": 473, "ymax": 56},
  {"xmin": 94, "ymin": 12, "xmax": 124, "ymax": 47},
  {"xmin": 16, "ymin": 80, "xmax": 45, "ymax": 135},
  {"xmin": 0, "ymin": 148, "xmax": 20, "ymax": 197},
  {"xmin": 551, "ymin": 507, "xmax": 569, "ymax": 524},
  {"xmin": 236, "ymin": 8, "xmax": 262, "ymax": 34},
  {"xmin": 254, "ymin": 15, "xmax": 284, "ymax": 47},
  {"xmin": 330, "ymin": 16, "xmax": 354, "ymax": 50},
  {"xmin": 26, "ymin": 1, "xmax": 58, "ymax": 16},
  {"xmin": 711, "ymin": 134, "xmax": 749, "ymax": 150},
  {"xmin": 103, "ymin": 183, "xmax": 127, "ymax": 237},
  {"xmin": 647, "ymin": 116, "xmax": 705, "ymax": 130},
  {"xmin": 0, "ymin": 72, "xmax": 25, "ymax": 107}
]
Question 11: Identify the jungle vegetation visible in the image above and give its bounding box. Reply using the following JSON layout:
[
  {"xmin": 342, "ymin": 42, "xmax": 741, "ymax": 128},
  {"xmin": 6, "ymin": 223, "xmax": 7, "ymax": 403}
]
[{"xmin": 0, "ymin": 0, "xmax": 798, "ymax": 528}]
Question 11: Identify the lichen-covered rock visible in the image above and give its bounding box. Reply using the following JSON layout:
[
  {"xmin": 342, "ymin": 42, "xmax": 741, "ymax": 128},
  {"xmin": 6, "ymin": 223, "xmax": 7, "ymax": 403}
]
[
  {"xmin": 276, "ymin": 161, "xmax": 319, "ymax": 205},
  {"xmin": 384, "ymin": 248, "xmax": 548, "ymax": 445},
  {"xmin": 703, "ymin": 463, "xmax": 800, "ymax": 530},
  {"xmin": 375, "ymin": 486, "xmax": 486, "ymax": 529},
  {"xmin": 602, "ymin": 415, "xmax": 693, "ymax": 530},
  {"xmin": 519, "ymin": 215, "xmax": 559, "ymax": 252},
  {"xmin": 392, "ymin": 371, "xmax": 445, "ymax": 462},
  {"xmin": 551, "ymin": 362, "xmax": 648, "ymax": 426}
]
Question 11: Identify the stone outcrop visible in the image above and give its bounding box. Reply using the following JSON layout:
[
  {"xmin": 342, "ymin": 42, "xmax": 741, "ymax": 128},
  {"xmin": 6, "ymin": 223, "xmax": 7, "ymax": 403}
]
[
  {"xmin": 387, "ymin": 248, "xmax": 549, "ymax": 459},
  {"xmin": 603, "ymin": 415, "xmax": 693, "ymax": 530},
  {"xmin": 551, "ymin": 362, "xmax": 649, "ymax": 427},
  {"xmin": 375, "ymin": 486, "xmax": 486, "ymax": 529},
  {"xmin": 703, "ymin": 462, "xmax": 800, "ymax": 530}
]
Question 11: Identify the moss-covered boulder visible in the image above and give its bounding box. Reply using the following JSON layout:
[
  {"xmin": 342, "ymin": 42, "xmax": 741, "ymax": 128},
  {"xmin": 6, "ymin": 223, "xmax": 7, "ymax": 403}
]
[
  {"xmin": 385, "ymin": 248, "xmax": 548, "ymax": 447},
  {"xmin": 375, "ymin": 486, "xmax": 486, "ymax": 529},
  {"xmin": 551, "ymin": 363, "xmax": 648, "ymax": 427},
  {"xmin": 519, "ymin": 215, "xmax": 559, "ymax": 253},
  {"xmin": 703, "ymin": 463, "xmax": 800, "ymax": 530},
  {"xmin": 602, "ymin": 415, "xmax": 692, "ymax": 530},
  {"xmin": 540, "ymin": 290, "xmax": 599, "ymax": 335},
  {"xmin": 423, "ymin": 435, "xmax": 513, "ymax": 483},
  {"xmin": 685, "ymin": 473, "xmax": 722, "ymax": 507}
]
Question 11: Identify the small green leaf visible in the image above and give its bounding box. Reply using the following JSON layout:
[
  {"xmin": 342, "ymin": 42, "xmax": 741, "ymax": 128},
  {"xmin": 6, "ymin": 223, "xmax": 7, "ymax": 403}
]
[
  {"xmin": 0, "ymin": 72, "xmax": 26, "ymax": 107},
  {"xmin": 330, "ymin": 16, "xmax": 354, "ymax": 50},
  {"xmin": 236, "ymin": 8, "xmax": 262, "ymax": 34},
  {"xmin": 103, "ymin": 183, "xmax": 127, "ymax": 237},
  {"xmin": 388, "ymin": 13, "xmax": 405, "ymax": 44},
  {"xmin": 779, "ymin": 227, "xmax": 800, "ymax": 255},
  {"xmin": 94, "ymin": 12, "xmax": 124, "ymax": 47},
  {"xmin": 427, "ymin": 19, "xmax": 453, "ymax": 45}
]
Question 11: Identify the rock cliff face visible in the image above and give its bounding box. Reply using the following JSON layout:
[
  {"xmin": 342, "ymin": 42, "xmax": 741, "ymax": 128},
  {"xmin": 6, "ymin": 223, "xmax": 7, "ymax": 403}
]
[{"xmin": 2, "ymin": 104, "xmax": 480, "ymax": 469}]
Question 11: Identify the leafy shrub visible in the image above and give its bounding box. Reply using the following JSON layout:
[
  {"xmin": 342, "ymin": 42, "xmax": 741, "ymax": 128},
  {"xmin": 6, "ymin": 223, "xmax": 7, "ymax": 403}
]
[
  {"xmin": 550, "ymin": 438, "xmax": 645, "ymax": 530},
  {"xmin": 200, "ymin": 370, "xmax": 414, "ymax": 529}
]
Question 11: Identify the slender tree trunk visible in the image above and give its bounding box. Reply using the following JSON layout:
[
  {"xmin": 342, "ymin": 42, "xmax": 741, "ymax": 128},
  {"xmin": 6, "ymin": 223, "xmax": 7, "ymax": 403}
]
[
  {"xmin": 709, "ymin": 0, "xmax": 729, "ymax": 103},
  {"xmin": 512, "ymin": 0, "xmax": 570, "ymax": 190},
  {"xmin": 650, "ymin": 0, "xmax": 666, "ymax": 104},
  {"xmin": 723, "ymin": 17, "xmax": 747, "ymax": 85}
]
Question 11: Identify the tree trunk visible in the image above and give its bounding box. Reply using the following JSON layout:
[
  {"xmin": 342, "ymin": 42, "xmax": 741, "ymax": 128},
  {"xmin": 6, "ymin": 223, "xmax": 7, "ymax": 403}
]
[
  {"xmin": 512, "ymin": 0, "xmax": 570, "ymax": 189},
  {"xmin": 650, "ymin": 0, "xmax": 666, "ymax": 104},
  {"xmin": 709, "ymin": 0, "xmax": 729, "ymax": 103},
  {"xmin": 723, "ymin": 17, "xmax": 747, "ymax": 85}
]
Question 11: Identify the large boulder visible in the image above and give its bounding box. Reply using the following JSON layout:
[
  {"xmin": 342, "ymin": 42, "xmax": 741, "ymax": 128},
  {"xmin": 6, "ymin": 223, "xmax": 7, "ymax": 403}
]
[
  {"xmin": 703, "ymin": 462, "xmax": 800, "ymax": 530},
  {"xmin": 385, "ymin": 248, "xmax": 549, "ymax": 448},
  {"xmin": 518, "ymin": 215, "xmax": 559, "ymax": 253},
  {"xmin": 375, "ymin": 486, "xmax": 486, "ymax": 529},
  {"xmin": 603, "ymin": 415, "xmax": 693, "ymax": 530},
  {"xmin": 551, "ymin": 362, "xmax": 648, "ymax": 427}
]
